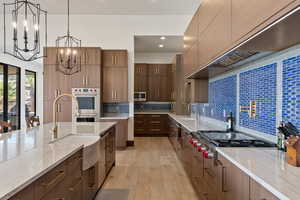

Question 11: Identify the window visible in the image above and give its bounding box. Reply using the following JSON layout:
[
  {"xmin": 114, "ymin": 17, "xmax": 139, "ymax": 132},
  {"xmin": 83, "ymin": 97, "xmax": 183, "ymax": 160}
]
[
  {"xmin": 0, "ymin": 63, "xmax": 20, "ymax": 131},
  {"xmin": 25, "ymin": 70, "xmax": 36, "ymax": 117}
]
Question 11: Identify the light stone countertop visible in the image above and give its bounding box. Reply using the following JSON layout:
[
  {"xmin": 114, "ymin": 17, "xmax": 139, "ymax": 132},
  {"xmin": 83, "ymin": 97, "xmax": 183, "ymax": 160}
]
[
  {"xmin": 134, "ymin": 111, "xmax": 171, "ymax": 115},
  {"xmin": 100, "ymin": 113, "xmax": 130, "ymax": 120},
  {"xmin": 217, "ymin": 148, "xmax": 300, "ymax": 200},
  {"xmin": 164, "ymin": 112, "xmax": 299, "ymax": 200},
  {"xmin": 0, "ymin": 122, "xmax": 116, "ymax": 200}
]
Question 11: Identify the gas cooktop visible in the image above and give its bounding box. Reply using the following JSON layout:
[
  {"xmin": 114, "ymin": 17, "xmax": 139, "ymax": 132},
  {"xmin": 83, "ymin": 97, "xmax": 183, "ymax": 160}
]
[{"xmin": 197, "ymin": 130, "xmax": 276, "ymax": 147}]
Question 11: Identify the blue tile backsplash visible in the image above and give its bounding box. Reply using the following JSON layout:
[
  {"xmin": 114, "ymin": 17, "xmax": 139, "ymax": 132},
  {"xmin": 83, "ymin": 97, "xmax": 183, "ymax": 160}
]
[
  {"xmin": 208, "ymin": 75, "xmax": 237, "ymax": 121},
  {"xmin": 283, "ymin": 56, "xmax": 300, "ymax": 130},
  {"xmin": 134, "ymin": 102, "xmax": 171, "ymax": 112},
  {"xmin": 191, "ymin": 44, "xmax": 300, "ymax": 138},
  {"xmin": 239, "ymin": 63, "xmax": 277, "ymax": 135},
  {"xmin": 102, "ymin": 103, "xmax": 129, "ymax": 113}
]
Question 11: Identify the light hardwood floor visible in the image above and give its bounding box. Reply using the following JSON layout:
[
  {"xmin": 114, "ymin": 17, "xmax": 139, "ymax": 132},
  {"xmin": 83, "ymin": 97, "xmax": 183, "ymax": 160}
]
[{"xmin": 102, "ymin": 137, "xmax": 199, "ymax": 200}]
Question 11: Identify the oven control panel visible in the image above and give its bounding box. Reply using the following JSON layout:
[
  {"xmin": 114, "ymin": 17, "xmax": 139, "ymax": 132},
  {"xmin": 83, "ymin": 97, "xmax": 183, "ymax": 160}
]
[{"xmin": 72, "ymin": 88, "xmax": 100, "ymax": 95}]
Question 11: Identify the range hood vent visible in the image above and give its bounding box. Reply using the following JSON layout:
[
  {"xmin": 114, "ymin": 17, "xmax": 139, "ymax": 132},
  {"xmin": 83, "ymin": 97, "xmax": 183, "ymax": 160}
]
[{"xmin": 190, "ymin": 6, "xmax": 300, "ymax": 79}]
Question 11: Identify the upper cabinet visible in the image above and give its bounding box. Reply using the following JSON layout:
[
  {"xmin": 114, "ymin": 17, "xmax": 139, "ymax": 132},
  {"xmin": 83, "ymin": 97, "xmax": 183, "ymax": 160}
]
[
  {"xmin": 134, "ymin": 64, "xmax": 148, "ymax": 92},
  {"xmin": 102, "ymin": 50, "xmax": 128, "ymax": 68},
  {"xmin": 183, "ymin": 0, "xmax": 299, "ymax": 78},
  {"xmin": 231, "ymin": 0, "xmax": 296, "ymax": 42},
  {"xmin": 102, "ymin": 50, "xmax": 128, "ymax": 103},
  {"xmin": 83, "ymin": 47, "xmax": 101, "ymax": 65}
]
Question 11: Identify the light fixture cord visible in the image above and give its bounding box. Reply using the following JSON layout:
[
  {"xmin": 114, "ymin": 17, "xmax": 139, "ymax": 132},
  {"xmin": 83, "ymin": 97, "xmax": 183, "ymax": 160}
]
[{"xmin": 67, "ymin": 0, "xmax": 70, "ymax": 45}]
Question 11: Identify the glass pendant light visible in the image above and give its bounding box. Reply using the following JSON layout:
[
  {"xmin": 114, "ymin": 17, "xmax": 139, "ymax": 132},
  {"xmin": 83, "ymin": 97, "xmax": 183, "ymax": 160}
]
[
  {"xmin": 55, "ymin": 0, "xmax": 82, "ymax": 75},
  {"xmin": 3, "ymin": 0, "xmax": 47, "ymax": 61}
]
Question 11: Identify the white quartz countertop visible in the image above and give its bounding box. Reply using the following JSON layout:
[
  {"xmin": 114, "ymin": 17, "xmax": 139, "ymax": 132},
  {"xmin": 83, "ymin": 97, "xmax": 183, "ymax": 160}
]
[
  {"xmin": 168, "ymin": 113, "xmax": 226, "ymax": 133},
  {"xmin": 0, "ymin": 122, "xmax": 116, "ymax": 200},
  {"xmin": 217, "ymin": 148, "xmax": 300, "ymax": 200},
  {"xmin": 134, "ymin": 111, "xmax": 171, "ymax": 115}
]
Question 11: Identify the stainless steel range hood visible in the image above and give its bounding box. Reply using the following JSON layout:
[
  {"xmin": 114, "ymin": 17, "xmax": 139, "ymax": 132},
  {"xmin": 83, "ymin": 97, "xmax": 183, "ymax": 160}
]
[{"xmin": 189, "ymin": 6, "xmax": 300, "ymax": 79}]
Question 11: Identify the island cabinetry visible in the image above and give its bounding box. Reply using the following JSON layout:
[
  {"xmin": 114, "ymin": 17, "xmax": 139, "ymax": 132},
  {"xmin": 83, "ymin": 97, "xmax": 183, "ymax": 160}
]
[
  {"xmin": 9, "ymin": 149, "xmax": 83, "ymax": 200},
  {"xmin": 100, "ymin": 119, "xmax": 128, "ymax": 149}
]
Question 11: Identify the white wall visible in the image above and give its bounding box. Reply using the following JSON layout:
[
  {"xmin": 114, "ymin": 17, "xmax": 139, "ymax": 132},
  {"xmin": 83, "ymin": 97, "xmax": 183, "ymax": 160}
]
[
  {"xmin": 1, "ymin": 14, "xmax": 192, "ymax": 140},
  {"xmin": 135, "ymin": 52, "xmax": 180, "ymax": 63}
]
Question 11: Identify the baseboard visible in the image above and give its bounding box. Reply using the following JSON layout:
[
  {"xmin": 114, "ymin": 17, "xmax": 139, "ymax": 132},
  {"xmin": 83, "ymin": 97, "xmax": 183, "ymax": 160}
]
[{"xmin": 126, "ymin": 140, "xmax": 134, "ymax": 146}]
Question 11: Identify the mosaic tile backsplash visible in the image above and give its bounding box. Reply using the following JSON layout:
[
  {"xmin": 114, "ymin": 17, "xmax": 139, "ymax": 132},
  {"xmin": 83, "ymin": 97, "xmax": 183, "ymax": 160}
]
[
  {"xmin": 208, "ymin": 75, "xmax": 237, "ymax": 121},
  {"xmin": 192, "ymin": 45, "xmax": 300, "ymax": 137},
  {"xmin": 283, "ymin": 56, "xmax": 300, "ymax": 130},
  {"xmin": 239, "ymin": 63, "xmax": 277, "ymax": 135},
  {"xmin": 134, "ymin": 102, "xmax": 171, "ymax": 112},
  {"xmin": 102, "ymin": 103, "xmax": 129, "ymax": 113}
]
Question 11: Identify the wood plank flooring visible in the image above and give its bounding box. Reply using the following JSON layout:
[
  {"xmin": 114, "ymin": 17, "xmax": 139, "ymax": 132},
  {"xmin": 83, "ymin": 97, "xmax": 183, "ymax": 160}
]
[{"xmin": 101, "ymin": 137, "xmax": 199, "ymax": 200}]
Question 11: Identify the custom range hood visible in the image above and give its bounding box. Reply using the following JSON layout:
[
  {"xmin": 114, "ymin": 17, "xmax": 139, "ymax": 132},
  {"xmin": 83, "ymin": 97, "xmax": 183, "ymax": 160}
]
[{"xmin": 190, "ymin": 7, "xmax": 300, "ymax": 79}]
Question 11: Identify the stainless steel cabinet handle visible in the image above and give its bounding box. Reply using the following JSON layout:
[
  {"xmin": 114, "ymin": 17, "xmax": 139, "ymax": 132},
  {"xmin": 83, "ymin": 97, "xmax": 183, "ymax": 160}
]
[
  {"xmin": 112, "ymin": 90, "xmax": 114, "ymax": 99},
  {"xmin": 115, "ymin": 56, "xmax": 117, "ymax": 65},
  {"xmin": 85, "ymin": 76, "xmax": 88, "ymax": 86},
  {"xmin": 83, "ymin": 76, "xmax": 85, "ymax": 85},
  {"xmin": 115, "ymin": 91, "xmax": 117, "ymax": 100},
  {"xmin": 111, "ymin": 55, "xmax": 114, "ymax": 65}
]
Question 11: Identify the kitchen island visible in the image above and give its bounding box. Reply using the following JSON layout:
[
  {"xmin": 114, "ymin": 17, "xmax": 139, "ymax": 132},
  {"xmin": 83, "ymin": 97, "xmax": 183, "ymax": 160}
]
[{"xmin": 0, "ymin": 122, "xmax": 116, "ymax": 200}]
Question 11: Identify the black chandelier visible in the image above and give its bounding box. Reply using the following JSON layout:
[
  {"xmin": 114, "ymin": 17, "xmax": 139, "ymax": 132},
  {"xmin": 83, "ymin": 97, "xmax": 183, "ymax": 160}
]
[
  {"xmin": 3, "ymin": 0, "xmax": 47, "ymax": 61},
  {"xmin": 55, "ymin": 0, "xmax": 82, "ymax": 75}
]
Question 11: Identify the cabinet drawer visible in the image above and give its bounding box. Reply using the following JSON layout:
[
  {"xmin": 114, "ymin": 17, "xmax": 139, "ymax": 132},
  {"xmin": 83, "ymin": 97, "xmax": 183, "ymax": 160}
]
[
  {"xmin": 9, "ymin": 185, "xmax": 34, "ymax": 200},
  {"xmin": 35, "ymin": 162, "xmax": 67, "ymax": 199},
  {"xmin": 68, "ymin": 178, "xmax": 83, "ymax": 200},
  {"xmin": 66, "ymin": 151, "xmax": 83, "ymax": 185},
  {"xmin": 39, "ymin": 179, "xmax": 68, "ymax": 200}
]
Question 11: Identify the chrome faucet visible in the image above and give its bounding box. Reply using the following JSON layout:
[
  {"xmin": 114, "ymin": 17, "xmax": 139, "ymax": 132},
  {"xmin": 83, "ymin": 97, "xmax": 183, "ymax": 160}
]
[{"xmin": 52, "ymin": 93, "xmax": 79, "ymax": 139}]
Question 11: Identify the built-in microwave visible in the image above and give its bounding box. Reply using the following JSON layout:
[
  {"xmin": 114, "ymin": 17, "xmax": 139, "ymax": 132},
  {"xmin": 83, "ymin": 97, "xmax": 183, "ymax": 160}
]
[
  {"xmin": 134, "ymin": 92, "xmax": 147, "ymax": 102},
  {"xmin": 72, "ymin": 88, "xmax": 100, "ymax": 122}
]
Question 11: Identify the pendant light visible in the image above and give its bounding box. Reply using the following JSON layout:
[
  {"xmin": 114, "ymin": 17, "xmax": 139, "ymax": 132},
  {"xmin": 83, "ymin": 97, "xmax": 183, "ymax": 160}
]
[
  {"xmin": 55, "ymin": 0, "xmax": 82, "ymax": 75},
  {"xmin": 3, "ymin": 0, "xmax": 48, "ymax": 61}
]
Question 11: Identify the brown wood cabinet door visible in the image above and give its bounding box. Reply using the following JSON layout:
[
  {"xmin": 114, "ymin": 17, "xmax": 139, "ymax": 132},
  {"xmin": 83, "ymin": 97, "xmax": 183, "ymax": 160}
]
[
  {"xmin": 134, "ymin": 64, "xmax": 148, "ymax": 92},
  {"xmin": 98, "ymin": 139, "xmax": 106, "ymax": 187},
  {"xmin": 232, "ymin": 0, "xmax": 296, "ymax": 42},
  {"xmin": 9, "ymin": 184, "xmax": 35, "ymax": 200},
  {"xmin": 250, "ymin": 179, "xmax": 279, "ymax": 200},
  {"xmin": 85, "ymin": 65, "xmax": 101, "ymax": 88},
  {"xmin": 57, "ymin": 100, "xmax": 72, "ymax": 122},
  {"xmin": 102, "ymin": 67, "xmax": 115, "ymax": 103},
  {"xmin": 44, "ymin": 65, "xmax": 60, "ymax": 101},
  {"xmin": 102, "ymin": 67, "xmax": 128, "ymax": 103},
  {"xmin": 102, "ymin": 50, "xmax": 127, "ymax": 68},
  {"xmin": 84, "ymin": 47, "xmax": 101, "ymax": 65},
  {"xmin": 43, "ymin": 47, "xmax": 58, "ymax": 65},
  {"xmin": 114, "ymin": 67, "xmax": 128, "ymax": 102},
  {"xmin": 148, "ymin": 75, "xmax": 160, "ymax": 101},
  {"xmin": 197, "ymin": 0, "xmax": 231, "ymax": 68},
  {"xmin": 43, "ymin": 100, "xmax": 53, "ymax": 123},
  {"xmin": 220, "ymin": 155, "xmax": 250, "ymax": 200},
  {"xmin": 71, "ymin": 66, "xmax": 86, "ymax": 88}
]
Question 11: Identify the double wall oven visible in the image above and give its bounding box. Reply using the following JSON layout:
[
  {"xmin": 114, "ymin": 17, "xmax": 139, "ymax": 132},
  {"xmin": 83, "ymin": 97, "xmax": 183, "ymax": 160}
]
[{"xmin": 72, "ymin": 88, "xmax": 100, "ymax": 122}]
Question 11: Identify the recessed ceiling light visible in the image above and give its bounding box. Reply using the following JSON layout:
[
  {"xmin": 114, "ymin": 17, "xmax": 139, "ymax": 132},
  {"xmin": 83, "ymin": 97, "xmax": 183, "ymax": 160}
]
[
  {"xmin": 159, "ymin": 44, "xmax": 164, "ymax": 48},
  {"xmin": 160, "ymin": 36, "xmax": 166, "ymax": 40}
]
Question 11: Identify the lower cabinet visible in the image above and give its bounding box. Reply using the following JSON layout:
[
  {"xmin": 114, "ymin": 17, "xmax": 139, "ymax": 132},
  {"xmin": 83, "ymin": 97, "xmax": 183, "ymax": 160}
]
[
  {"xmin": 9, "ymin": 150, "xmax": 83, "ymax": 200},
  {"xmin": 100, "ymin": 119, "xmax": 128, "ymax": 149},
  {"xmin": 168, "ymin": 121, "xmax": 279, "ymax": 200},
  {"xmin": 134, "ymin": 114, "xmax": 169, "ymax": 136},
  {"xmin": 9, "ymin": 127, "xmax": 117, "ymax": 200}
]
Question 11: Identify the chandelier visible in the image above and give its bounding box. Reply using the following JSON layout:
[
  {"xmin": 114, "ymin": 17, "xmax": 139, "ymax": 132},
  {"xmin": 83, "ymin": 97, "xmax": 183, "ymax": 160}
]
[
  {"xmin": 3, "ymin": 0, "xmax": 47, "ymax": 61},
  {"xmin": 55, "ymin": 0, "xmax": 82, "ymax": 75}
]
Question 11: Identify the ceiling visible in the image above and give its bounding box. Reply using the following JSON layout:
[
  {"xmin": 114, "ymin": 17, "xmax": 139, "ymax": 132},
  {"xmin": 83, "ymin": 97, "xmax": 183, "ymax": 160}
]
[
  {"xmin": 135, "ymin": 36, "xmax": 183, "ymax": 53},
  {"xmin": 21, "ymin": 0, "xmax": 201, "ymax": 15}
]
